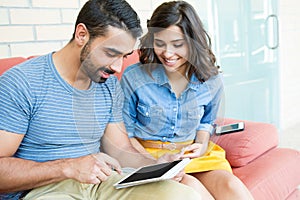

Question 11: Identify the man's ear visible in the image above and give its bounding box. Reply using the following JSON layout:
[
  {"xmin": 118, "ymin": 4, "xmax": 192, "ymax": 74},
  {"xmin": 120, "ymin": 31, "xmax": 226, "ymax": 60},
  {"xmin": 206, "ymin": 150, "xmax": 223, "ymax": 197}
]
[{"xmin": 74, "ymin": 23, "xmax": 89, "ymax": 46}]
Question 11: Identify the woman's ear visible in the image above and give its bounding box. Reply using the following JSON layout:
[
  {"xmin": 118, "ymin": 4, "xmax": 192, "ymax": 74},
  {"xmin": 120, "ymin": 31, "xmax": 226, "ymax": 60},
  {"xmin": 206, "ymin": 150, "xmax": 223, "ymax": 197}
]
[{"xmin": 74, "ymin": 23, "xmax": 89, "ymax": 46}]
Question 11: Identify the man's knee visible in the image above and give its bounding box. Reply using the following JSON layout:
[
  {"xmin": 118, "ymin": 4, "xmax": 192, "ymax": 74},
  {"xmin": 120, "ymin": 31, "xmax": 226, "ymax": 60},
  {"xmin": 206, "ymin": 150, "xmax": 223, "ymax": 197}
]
[{"xmin": 140, "ymin": 180, "xmax": 201, "ymax": 200}]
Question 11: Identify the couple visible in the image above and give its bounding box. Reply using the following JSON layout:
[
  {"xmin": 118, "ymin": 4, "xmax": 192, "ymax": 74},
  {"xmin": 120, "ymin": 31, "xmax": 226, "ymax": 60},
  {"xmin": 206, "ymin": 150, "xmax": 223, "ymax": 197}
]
[{"xmin": 0, "ymin": 0, "xmax": 253, "ymax": 199}]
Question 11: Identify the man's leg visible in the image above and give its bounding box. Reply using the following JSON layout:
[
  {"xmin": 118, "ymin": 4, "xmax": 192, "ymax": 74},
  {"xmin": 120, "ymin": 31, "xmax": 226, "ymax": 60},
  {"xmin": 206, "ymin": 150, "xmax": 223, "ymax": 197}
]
[
  {"xmin": 23, "ymin": 179, "xmax": 85, "ymax": 200},
  {"xmin": 95, "ymin": 173, "xmax": 202, "ymax": 200},
  {"xmin": 24, "ymin": 173, "xmax": 201, "ymax": 200}
]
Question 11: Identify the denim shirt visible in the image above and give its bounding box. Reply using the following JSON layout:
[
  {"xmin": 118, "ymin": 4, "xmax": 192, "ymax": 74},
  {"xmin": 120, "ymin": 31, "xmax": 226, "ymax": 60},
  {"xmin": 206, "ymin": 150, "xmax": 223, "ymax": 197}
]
[{"xmin": 120, "ymin": 63, "xmax": 224, "ymax": 143}]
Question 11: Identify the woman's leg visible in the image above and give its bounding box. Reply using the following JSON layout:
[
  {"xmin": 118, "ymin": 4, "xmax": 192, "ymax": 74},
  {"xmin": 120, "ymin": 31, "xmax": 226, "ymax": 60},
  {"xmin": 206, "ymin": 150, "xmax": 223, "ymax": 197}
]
[
  {"xmin": 181, "ymin": 174, "xmax": 214, "ymax": 200},
  {"xmin": 192, "ymin": 170, "xmax": 254, "ymax": 200}
]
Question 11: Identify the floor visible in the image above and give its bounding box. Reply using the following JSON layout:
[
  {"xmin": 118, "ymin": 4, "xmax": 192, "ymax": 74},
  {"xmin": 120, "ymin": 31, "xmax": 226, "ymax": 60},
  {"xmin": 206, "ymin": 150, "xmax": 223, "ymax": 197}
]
[{"xmin": 278, "ymin": 123, "xmax": 300, "ymax": 151}]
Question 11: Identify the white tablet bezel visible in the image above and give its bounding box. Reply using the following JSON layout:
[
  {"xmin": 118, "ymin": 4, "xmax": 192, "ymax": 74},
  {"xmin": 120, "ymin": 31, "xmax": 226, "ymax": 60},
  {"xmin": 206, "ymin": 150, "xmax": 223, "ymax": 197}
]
[{"xmin": 114, "ymin": 158, "xmax": 191, "ymax": 189}]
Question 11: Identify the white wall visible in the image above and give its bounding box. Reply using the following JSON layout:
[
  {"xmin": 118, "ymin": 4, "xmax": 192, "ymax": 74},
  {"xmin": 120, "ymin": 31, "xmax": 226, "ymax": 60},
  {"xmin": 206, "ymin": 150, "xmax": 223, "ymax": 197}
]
[
  {"xmin": 1, "ymin": 0, "xmax": 299, "ymax": 130},
  {"xmin": 278, "ymin": 0, "xmax": 300, "ymax": 130},
  {"xmin": 0, "ymin": 0, "xmax": 201, "ymax": 58},
  {"xmin": 0, "ymin": 0, "xmax": 88, "ymax": 57}
]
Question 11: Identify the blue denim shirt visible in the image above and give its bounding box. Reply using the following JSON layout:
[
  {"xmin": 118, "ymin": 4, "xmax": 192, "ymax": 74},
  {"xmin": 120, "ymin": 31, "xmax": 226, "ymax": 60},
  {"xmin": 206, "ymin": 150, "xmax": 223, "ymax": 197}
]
[{"xmin": 120, "ymin": 63, "xmax": 224, "ymax": 143}]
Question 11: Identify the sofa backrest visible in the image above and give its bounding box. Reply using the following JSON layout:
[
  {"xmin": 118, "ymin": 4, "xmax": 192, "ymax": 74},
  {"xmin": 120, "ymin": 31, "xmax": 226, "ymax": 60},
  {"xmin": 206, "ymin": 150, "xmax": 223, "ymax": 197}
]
[
  {"xmin": 0, "ymin": 52, "xmax": 140, "ymax": 79},
  {"xmin": 0, "ymin": 57, "xmax": 27, "ymax": 76}
]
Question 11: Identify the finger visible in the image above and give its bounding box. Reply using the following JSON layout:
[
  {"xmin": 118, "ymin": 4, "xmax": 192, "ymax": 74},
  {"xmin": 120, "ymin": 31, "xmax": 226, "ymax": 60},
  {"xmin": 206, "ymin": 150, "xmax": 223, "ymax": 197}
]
[
  {"xmin": 108, "ymin": 164, "xmax": 122, "ymax": 174},
  {"xmin": 95, "ymin": 171, "xmax": 110, "ymax": 182},
  {"xmin": 173, "ymin": 170, "xmax": 185, "ymax": 179},
  {"xmin": 90, "ymin": 177, "xmax": 101, "ymax": 185},
  {"xmin": 172, "ymin": 175, "xmax": 183, "ymax": 182},
  {"xmin": 104, "ymin": 157, "xmax": 122, "ymax": 174},
  {"xmin": 180, "ymin": 151, "xmax": 199, "ymax": 159},
  {"xmin": 184, "ymin": 144, "xmax": 200, "ymax": 152},
  {"xmin": 95, "ymin": 153, "xmax": 122, "ymax": 174}
]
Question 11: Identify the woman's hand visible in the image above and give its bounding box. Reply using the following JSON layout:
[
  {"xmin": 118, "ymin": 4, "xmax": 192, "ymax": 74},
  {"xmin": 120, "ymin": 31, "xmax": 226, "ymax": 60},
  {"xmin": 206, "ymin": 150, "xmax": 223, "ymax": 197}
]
[
  {"xmin": 180, "ymin": 143, "xmax": 205, "ymax": 159},
  {"xmin": 172, "ymin": 170, "xmax": 185, "ymax": 182}
]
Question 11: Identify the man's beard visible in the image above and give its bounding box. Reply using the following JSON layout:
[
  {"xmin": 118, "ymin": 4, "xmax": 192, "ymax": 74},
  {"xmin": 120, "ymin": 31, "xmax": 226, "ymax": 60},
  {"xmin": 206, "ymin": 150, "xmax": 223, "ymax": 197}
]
[
  {"xmin": 80, "ymin": 43, "xmax": 115, "ymax": 83},
  {"xmin": 81, "ymin": 60, "xmax": 115, "ymax": 83}
]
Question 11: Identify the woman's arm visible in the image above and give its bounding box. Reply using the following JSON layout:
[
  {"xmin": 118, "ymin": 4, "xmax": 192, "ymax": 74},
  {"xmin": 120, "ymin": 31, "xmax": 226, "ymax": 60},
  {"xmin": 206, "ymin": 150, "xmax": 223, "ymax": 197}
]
[
  {"xmin": 181, "ymin": 130, "xmax": 210, "ymax": 159},
  {"xmin": 195, "ymin": 130, "xmax": 210, "ymax": 156}
]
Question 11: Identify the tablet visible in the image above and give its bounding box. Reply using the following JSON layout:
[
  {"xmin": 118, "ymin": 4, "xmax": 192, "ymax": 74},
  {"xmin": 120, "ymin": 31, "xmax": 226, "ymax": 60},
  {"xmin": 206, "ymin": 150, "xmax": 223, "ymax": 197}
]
[{"xmin": 114, "ymin": 158, "xmax": 191, "ymax": 189}]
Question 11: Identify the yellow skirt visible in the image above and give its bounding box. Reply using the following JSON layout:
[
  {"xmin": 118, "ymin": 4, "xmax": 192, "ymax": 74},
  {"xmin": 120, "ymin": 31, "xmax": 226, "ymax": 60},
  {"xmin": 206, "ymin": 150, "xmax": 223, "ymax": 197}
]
[{"xmin": 143, "ymin": 141, "xmax": 232, "ymax": 174}]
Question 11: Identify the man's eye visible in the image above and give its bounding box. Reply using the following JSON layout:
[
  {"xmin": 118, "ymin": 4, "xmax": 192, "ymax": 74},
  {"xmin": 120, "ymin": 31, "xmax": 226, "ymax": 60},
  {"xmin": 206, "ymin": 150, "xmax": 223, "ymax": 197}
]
[{"xmin": 105, "ymin": 52, "xmax": 117, "ymax": 57}]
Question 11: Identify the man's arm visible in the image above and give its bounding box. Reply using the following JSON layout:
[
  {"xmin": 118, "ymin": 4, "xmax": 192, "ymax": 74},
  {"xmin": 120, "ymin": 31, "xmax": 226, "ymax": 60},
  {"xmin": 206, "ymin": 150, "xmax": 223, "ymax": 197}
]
[
  {"xmin": 0, "ymin": 130, "xmax": 121, "ymax": 193},
  {"xmin": 101, "ymin": 122, "xmax": 157, "ymax": 168},
  {"xmin": 129, "ymin": 138, "xmax": 155, "ymax": 159}
]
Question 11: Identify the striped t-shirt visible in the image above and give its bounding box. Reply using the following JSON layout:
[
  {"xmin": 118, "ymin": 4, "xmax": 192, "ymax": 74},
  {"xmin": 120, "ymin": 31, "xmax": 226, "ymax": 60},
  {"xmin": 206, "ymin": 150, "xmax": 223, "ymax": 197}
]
[{"xmin": 0, "ymin": 52, "xmax": 124, "ymax": 162}]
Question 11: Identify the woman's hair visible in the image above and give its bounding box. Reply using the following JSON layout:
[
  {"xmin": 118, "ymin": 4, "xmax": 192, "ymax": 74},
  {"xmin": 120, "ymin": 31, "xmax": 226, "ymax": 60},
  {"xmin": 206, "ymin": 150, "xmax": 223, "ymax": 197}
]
[
  {"xmin": 140, "ymin": 1, "xmax": 218, "ymax": 82},
  {"xmin": 71, "ymin": 0, "xmax": 142, "ymax": 41}
]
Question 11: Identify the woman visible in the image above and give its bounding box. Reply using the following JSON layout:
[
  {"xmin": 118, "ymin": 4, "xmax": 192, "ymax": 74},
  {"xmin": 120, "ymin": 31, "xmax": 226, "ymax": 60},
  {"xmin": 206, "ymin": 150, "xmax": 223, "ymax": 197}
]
[{"xmin": 121, "ymin": 1, "xmax": 253, "ymax": 199}]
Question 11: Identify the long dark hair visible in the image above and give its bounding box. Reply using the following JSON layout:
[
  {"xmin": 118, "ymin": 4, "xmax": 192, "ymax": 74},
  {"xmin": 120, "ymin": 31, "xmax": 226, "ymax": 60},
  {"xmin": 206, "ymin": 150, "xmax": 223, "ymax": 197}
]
[
  {"xmin": 140, "ymin": 1, "xmax": 218, "ymax": 82},
  {"xmin": 71, "ymin": 0, "xmax": 142, "ymax": 41}
]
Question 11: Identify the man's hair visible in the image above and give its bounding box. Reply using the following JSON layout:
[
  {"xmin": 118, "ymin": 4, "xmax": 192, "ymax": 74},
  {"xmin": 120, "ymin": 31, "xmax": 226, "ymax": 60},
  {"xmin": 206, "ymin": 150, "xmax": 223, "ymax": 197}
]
[
  {"xmin": 71, "ymin": 0, "xmax": 142, "ymax": 41},
  {"xmin": 140, "ymin": 1, "xmax": 218, "ymax": 82}
]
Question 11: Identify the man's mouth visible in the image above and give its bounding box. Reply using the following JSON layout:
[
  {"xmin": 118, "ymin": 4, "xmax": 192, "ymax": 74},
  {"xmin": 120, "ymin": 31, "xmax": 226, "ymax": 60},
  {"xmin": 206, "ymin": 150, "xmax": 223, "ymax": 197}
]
[{"xmin": 97, "ymin": 67, "xmax": 115, "ymax": 82}]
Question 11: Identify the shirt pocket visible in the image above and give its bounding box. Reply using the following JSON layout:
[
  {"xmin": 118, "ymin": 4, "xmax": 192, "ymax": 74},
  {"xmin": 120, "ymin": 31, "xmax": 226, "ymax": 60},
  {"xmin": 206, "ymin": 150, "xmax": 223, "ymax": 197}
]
[
  {"xmin": 181, "ymin": 106, "xmax": 204, "ymax": 134},
  {"xmin": 136, "ymin": 103, "xmax": 165, "ymax": 131}
]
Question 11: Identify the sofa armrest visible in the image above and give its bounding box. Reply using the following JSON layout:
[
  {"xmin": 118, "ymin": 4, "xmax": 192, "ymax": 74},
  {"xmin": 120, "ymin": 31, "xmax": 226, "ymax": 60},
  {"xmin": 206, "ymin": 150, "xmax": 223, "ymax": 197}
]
[{"xmin": 211, "ymin": 118, "xmax": 279, "ymax": 167}]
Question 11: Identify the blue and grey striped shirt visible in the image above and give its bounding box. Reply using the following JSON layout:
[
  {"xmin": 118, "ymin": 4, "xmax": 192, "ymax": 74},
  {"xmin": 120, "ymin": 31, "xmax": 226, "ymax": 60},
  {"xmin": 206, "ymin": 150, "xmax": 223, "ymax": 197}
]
[{"xmin": 0, "ymin": 53, "xmax": 123, "ymax": 199}]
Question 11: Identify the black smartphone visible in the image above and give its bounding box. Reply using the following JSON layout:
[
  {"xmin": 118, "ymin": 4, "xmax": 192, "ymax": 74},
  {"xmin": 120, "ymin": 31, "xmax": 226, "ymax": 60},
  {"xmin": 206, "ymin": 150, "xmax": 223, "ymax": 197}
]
[{"xmin": 215, "ymin": 122, "xmax": 244, "ymax": 135}]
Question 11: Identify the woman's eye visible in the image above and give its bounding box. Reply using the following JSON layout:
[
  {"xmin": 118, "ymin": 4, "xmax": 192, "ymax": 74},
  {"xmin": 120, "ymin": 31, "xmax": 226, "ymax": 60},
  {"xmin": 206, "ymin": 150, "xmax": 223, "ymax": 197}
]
[
  {"xmin": 174, "ymin": 43, "xmax": 184, "ymax": 48},
  {"xmin": 154, "ymin": 42, "xmax": 165, "ymax": 47}
]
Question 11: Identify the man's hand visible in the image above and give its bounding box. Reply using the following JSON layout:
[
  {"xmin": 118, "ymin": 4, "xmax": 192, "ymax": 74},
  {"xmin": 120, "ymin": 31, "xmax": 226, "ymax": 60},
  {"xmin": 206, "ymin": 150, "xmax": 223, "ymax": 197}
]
[{"xmin": 62, "ymin": 153, "xmax": 122, "ymax": 184}]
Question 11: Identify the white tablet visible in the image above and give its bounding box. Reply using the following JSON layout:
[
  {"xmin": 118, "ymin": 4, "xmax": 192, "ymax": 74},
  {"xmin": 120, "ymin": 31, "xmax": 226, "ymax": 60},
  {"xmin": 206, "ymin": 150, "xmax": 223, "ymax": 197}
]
[{"xmin": 114, "ymin": 158, "xmax": 191, "ymax": 189}]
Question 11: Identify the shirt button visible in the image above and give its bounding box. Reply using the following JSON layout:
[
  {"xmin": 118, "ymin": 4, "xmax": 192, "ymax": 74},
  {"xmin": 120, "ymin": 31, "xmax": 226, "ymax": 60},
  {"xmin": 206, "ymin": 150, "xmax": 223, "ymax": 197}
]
[
  {"xmin": 162, "ymin": 137, "xmax": 166, "ymax": 141},
  {"xmin": 145, "ymin": 112, "xmax": 149, "ymax": 116},
  {"xmin": 173, "ymin": 108, "xmax": 177, "ymax": 111},
  {"xmin": 171, "ymin": 126, "xmax": 174, "ymax": 130}
]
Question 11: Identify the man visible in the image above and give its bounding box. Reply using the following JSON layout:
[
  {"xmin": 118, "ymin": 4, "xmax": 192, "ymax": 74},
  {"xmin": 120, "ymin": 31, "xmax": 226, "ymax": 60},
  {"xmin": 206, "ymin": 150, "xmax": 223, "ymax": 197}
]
[{"xmin": 0, "ymin": 0, "xmax": 201, "ymax": 199}]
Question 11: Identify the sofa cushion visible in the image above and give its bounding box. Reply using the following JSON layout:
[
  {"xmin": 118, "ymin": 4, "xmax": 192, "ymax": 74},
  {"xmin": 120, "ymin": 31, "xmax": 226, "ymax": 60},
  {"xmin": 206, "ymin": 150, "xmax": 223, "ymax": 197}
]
[
  {"xmin": 286, "ymin": 189, "xmax": 300, "ymax": 200},
  {"xmin": 211, "ymin": 118, "xmax": 279, "ymax": 167},
  {"xmin": 0, "ymin": 57, "xmax": 27, "ymax": 75},
  {"xmin": 232, "ymin": 148, "xmax": 300, "ymax": 200}
]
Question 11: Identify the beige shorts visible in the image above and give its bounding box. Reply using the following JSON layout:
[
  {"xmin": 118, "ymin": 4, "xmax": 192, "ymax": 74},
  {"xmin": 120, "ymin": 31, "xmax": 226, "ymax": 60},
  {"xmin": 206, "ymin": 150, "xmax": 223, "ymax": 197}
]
[{"xmin": 23, "ymin": 172, "xmax": 201, "ymax": 200}]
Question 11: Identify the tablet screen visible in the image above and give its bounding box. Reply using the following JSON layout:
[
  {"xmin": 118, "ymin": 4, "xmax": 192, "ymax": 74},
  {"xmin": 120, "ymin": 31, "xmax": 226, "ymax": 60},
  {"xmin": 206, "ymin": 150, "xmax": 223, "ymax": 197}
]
[{"xmin": 118, "ymin": 160, "xmax": 182, "ymax": 184}]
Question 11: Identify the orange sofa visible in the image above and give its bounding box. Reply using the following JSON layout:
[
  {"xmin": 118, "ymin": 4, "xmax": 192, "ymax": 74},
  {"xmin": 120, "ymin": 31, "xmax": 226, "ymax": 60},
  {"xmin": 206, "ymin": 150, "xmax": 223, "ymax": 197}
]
[{"xmin": 1, "ymin": 54, "xmax": 300, "ymax": 200}]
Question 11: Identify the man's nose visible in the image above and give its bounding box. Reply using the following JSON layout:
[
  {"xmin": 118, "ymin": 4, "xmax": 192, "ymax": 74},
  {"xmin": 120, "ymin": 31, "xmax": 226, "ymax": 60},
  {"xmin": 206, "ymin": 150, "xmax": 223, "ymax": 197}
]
[{"xmin": 110, "ymin": 57, "xmax": 123, "ymax": 74}]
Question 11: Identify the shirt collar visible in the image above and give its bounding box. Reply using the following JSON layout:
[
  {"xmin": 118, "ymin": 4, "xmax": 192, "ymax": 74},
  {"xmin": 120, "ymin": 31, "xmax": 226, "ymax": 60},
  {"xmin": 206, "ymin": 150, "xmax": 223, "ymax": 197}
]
[
  {"xmin": 152, "ymin": 66, "xmax": 169, "ymax": 86},
  {"xmin": 151, "ymin": 65, "xmax": 202, "ymax": 90}
]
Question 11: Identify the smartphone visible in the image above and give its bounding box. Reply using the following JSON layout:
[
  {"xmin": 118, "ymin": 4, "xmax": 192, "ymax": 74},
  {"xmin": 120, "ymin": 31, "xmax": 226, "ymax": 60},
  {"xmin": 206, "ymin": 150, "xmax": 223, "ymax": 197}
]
[{"xmin": 215, "ymin": 122, "xmax": 244, "ymax": 135}]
